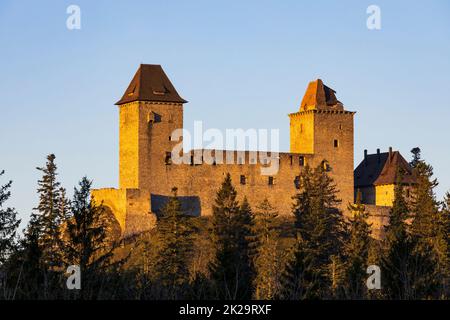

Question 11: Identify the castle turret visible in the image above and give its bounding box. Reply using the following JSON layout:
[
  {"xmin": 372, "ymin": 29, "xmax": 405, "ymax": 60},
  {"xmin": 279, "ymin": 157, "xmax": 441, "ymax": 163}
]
[
  {"xmin": 116, "ymin": 64, "xmax": 186, "ymax": 190},
  {"xmin": 289, "ymin": 79, "xmax": 355, "ymax": 210}
]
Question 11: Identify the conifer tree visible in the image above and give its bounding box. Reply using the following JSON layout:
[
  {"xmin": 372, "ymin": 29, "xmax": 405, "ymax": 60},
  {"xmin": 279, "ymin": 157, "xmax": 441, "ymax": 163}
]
[
  {"xmin": 30, "ymin": 154, "xmax": 66, "ymax": 270},
  {"xmin": 437, "ymin": 192, "xmax": 450, "ymax": 297},
  {"xmin": 410, "ymin": 148, "xmax": 440, "ymax": 242},
  {"xmin": 280, "ymin": 163, "xmax": 346, "ymax": 299},
  {"xmin": 409, "ymin": 148, "xmax": 446, "ymax": 296},
  {"xmin": 381, "ymin": 179, "xmax": 437, "ymax": 299},
  {"xmin": 252, "ymin": 198, "xmax": 280, "ymax": 299},
  {"xmin": 340, "ymin": 191, "xmax": 371, "ymax": 299},
  {"xmin": 209, "ymin": 174, "xmax": 254, "ymax": 299},
  {"xmin": 0, "ymin": 170, "xmax": 21, "ymax": 265},
  {"xmin": 64, "ymin": 177, "xmax": 121, "ymax": 299},
  {"xmin": 155, "ymin": 187, "xmax": 194, "ymax": 299}
]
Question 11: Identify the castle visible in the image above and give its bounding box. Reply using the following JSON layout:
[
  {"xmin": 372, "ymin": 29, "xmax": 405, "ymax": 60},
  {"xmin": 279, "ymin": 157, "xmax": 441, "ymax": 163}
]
[{"xmin": 92, "ymin": 64, "xmax": 415, "ymax": 239}]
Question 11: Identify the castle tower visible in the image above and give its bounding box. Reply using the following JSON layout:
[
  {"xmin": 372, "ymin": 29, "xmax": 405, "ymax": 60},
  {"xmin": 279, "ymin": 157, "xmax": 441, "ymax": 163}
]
[
  {"xmin": 115, "ymin": 64, "xmax": 187, "ymax": 191},
  {"xmin": 289, "ymin": 79, "xmax": 355, "ymax": 209}
]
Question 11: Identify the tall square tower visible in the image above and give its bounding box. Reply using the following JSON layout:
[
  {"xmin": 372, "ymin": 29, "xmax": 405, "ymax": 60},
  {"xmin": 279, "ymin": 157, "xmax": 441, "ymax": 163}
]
[{"xmin": 289, "ymin": 79, "xmax": 355, "ymax": 209}]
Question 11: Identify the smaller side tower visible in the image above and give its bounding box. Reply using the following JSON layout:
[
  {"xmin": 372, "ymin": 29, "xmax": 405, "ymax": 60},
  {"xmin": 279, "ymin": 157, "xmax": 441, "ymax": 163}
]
[{"xmin": 289, "ymin": 79, "xmax": 355, "ymax": 210}]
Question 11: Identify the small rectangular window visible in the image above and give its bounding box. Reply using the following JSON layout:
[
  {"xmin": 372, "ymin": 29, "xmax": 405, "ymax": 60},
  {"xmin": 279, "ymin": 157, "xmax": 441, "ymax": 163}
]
[
  {"xmin": 334, "ymin": 139, "xmax": 339, "ymax": 148},
  {"xmin": 290, "ymin": 155, "xmax": 293, "ymax": 165},
  {"xmin": 240, "ymin": 175, "xmax": 246, "ymax": 185},
  {"xmin": 268, "ymin": 176, "xmax": 274, "ymax": 186},
  {"xmin": 165, "ymin": 152, "xmax": 172, "ymax": 165},
  {"xmin": 299, "ymin": 156, "xmax": 305, "ymax": 166}
]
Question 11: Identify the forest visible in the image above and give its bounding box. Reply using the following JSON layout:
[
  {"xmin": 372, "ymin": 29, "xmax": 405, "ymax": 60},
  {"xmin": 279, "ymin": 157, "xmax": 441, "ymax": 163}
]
[{"xmin": 0, "ymin": 148, "xmax": 449, "ymax": 300}]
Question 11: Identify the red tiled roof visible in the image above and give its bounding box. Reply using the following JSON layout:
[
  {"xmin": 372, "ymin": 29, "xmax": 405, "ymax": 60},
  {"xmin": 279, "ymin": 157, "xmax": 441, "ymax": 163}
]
[
  {"xmin": 300, "ymin": 79, "xmax": 343, "ymax": 111},
  {"xmin": 374, "ymin": 151, "xmax": 416, "ymax": 186},
  {"xmin": 116, "ymin": 64, "xmax": 187, "ymax": 105},
  {"xmin": 354, "ymin": 149, "xmax": 417, "ymax": 187}
]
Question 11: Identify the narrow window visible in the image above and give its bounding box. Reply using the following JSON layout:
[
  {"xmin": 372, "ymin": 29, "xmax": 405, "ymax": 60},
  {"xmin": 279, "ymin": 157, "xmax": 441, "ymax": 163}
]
[
  {"xmin": 300, "ymin": 124, "xmax": 303, "ymax": 133},
  {"xmin": 169, "ymin": 136, "xmax": 171, "ymax": 141},
  {"xmin": 290, "ymin": 155, "xmax": 293, "ymax": 165},
  {"xmin": 299, "ymin": 156, "xmax": 305, "ymax": 166},
  {"xmin": 240, "ymin": 175, "xmax": 246, "ymax": 185},
  {"xmin": 294, "ymin": 176, "xmax": 300, "ymax": 189},
  {"xmin": 334, "ymin": 139, "xmax": 339, "ymax": 148},
  {"xmin": 190, "ymin": 155, "xmax": 194, "ymax": 166},
  {"xmin": 268, "ymin": 176, "xmax": 274, "ymax": 186},
  {"xmin": 165, "ymin": 152, "xmax": 172, "ymax": 165},
  {"xmin": 339, "ymin": 124, "xmax": 343, "ymax": 130}
]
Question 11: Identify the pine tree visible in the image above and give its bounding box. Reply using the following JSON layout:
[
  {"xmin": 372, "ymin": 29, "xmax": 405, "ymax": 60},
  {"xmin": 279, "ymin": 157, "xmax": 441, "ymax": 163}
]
[
  {"xmin": 155, "ymin": 187, "xmax": 194, "ymax": 299},
  {"xmin": 409, "ymin": 148, "xmax": 445, "ymax": 297},
  {"xmin": 64, "ymin": 177, "xmax": 121, "ymax": 299},
  {"xmin": 280, "ymin": 163, "xmax": 346, "ymax": 299},
  {"xmin": 252, "ymin": 198, "xmax": 280, "ymax": 299},
  {"xmin": 381, "ymin": 179, "xmax": 437, "ymax": 299},
  {"xmin": 410, "ymin": 147, "xmax": 440, "ymax": 242},
  {"xmin": 30, "ymin": 154, "xmax": 66, "ymax": 270},
  {"xmin": 0, "ymin": 170, "xmax": 21, "ymax": 265},
  {"xmin": 340, "ymin": 191, "xmax": 371, "ymax": 299},
  {"xmin": 209, "ymin": 173, "xmax": 254, "ymax": 299},
  {"xmin": 437, "ymin": 192, "xmax": 450, "ymax": 297}
]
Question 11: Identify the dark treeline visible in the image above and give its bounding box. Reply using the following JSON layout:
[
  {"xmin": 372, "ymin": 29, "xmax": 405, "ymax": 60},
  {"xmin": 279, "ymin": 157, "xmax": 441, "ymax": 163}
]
[{"xmin": 0, "ymin": 149, "xmax": 449, "ymax": 300}]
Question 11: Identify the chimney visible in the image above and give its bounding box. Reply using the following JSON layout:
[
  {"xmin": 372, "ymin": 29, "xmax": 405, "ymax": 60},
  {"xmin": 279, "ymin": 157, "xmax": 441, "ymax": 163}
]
[
  {"xmin": 364, "ymin": 149, "xmax": 368, "ymax": 166},
  {"xmin": 388, "ymin": 147, "xmax": 393, "ymax": 163},
  {"xmin": 377, "ymin": 148, "xmax": 380, "ymax": 163}
]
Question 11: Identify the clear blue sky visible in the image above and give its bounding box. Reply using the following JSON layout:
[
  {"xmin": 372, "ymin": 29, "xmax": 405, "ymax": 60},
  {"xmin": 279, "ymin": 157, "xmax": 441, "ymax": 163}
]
[{"xmin": 1, "ymin": 0, "xmax": 449, "ymax": 228}]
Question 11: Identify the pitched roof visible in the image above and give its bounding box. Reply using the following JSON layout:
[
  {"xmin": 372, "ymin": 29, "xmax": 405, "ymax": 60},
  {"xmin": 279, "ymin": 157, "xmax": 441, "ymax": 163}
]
[
  {"xmin": 116, "ymin": 64, "xmax": 187, "ymax": 105},
  {"xmin": 354, "ymin": 152, "xmax": 389, "ymax": 187},
  {"xmin": 354, "ymin": 149, "xmax": 417, "ymax": 188},
  {"xmin": 300, "ymin": 79, "xmax": 343, "ymax": 112},
  {"xmin": 374, "ymin": 151, "xmax": 416, "ymax": 186}
]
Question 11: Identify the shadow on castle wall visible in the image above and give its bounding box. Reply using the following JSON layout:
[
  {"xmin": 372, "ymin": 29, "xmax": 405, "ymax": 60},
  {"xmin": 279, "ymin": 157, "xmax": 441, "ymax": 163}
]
[{"xmin": 151, "ymin": 194, "xmax": 201, "ymax": 217}]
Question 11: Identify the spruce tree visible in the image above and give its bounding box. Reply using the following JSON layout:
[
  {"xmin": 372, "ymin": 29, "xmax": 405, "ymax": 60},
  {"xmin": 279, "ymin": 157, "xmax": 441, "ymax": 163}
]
[
  {"xmin": 252, "ymin": 198, "xmax": 280, "ymax": 299},
  {"xmin": 31, "ymin": 154, "xmax": 66, "ymax": 270},
  {"xmin": 64, "ymin": 177, "xmax": 121, "ymax": 299},
  {"xmin": 340, "ymin": 191, "xmax": 371, "ymax": 299},
  {"xmin": 155, "ymin": 187, "xmax": 194, "ymax": 299},
  {"xmin": 409, "ymin": 148, "xmax": 445, "ymax": 296},
  {"xmin": 381, "ymin": 179, "xmax": 437, "ymax": 299},
  {"xmin": 280, "ymin": 163, "xmax": 346, "ymax": 299},
  {"xmin": 437, "ymin": 192, "xmax": 450, "ymax": 297},
  {"xmin": 209, "ymin": 173, "xmax": 254, "ymax": 299},
  {"xmin": 410, "ymin": 147, "xmax": 440, "ymax": 242},
  {"xmin": 0, "ymin": 170, "xmax": 21, "ymax": 265}
]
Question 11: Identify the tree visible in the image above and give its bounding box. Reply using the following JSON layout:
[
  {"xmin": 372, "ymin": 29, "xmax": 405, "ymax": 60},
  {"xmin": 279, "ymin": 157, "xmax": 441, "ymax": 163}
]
[
  {"xmin": 30, "ymin": 154, "xmax": 67, "ymax": 270},
  {"xmin": 339, "ymin": 191, "xmax": 371, "ymax": 299},
  {"xmin": 410, "ymin": 147, "xmax": 440, "ymax": 241},
  {"xmin": 0, "ymin": 170, "xmax": 20, "ymax": 265},
  {"xmin": 64, "ymin": 177, "xmax": 122, "ymax": 299},
  {"xmin": 209, "ymin": 174, "xmax": 254, "ymax": 299},
  {"xmin": 252, "ymin": 198, "xmax": 280, "ymax": 299},
  {"xmin": 155, "ymin": 187, "xmax": 194, "ymax": 299},
  {"xmin": 437, "ymin": 192, "xmax": 450, "ymax": 297},
  {"xmin": 381, "ymin": 179, "xmax": 437, "ymax": 299},
  {"xmin": 409, "ymin": 148, "xmax": 446, "ymax": 297},
  {"xmin": 280, "ymin": 163, "xmax": 346, "ymax": 299}
]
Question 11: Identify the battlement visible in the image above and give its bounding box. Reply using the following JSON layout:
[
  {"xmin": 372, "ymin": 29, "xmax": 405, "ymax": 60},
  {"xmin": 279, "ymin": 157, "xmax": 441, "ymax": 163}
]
[{"xmin": 93, "ymin": 65, "xmax": 356, "ymax": 236}]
